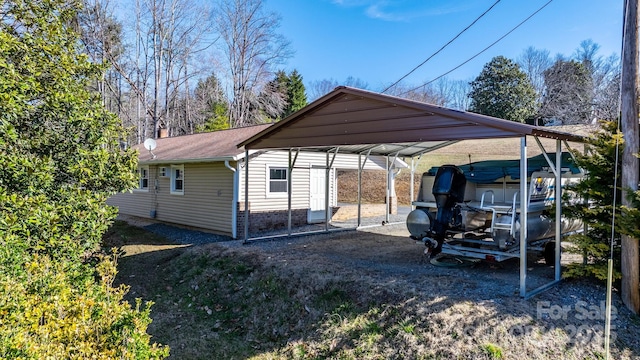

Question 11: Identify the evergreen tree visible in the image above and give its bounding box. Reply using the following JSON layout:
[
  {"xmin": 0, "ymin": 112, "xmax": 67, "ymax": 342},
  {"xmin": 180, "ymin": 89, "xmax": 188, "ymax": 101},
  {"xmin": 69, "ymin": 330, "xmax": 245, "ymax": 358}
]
[
  {"xmin": 274, "ymin": 69, "xmax": 289, "ymax": 94},
  {"xmin": 0, "ymin": 0, "xmax": 168, "ymax": 357},
  {"xmin": 193, "ymin": 73, "xmax": 230, "ymax": 132},
  {"xmin": 284, "ymin": 69, "xmax": 307, "ymax": 117},
  {"xmin": 267, "ymin": 69, "xmax": 308, "ymax": 120},
  {"xmin": 468, "ymin": 56, "xmax": 537, "ymax": 123},
  {"xmin": 562, "ymin": 122, "xmax": 622, "ymax": 280}
]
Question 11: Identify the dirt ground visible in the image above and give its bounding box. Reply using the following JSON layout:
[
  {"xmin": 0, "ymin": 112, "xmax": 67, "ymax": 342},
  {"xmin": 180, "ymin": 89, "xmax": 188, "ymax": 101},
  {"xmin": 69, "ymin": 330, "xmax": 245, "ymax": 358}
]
[
  {"xmin": 113, "ymin": 209, "xmax": 640, "ymax": 359},
  {"xmin": 237, "ymin": 222, "xmax": 587, "ymax": 299}
]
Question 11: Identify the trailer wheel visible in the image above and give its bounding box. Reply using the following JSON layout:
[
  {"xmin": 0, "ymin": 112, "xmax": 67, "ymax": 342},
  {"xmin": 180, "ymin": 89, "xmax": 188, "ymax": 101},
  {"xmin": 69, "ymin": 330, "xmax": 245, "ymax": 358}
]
[{"xmin": 543, "ymin": 242, "xmax": 556, "ymax": 266}]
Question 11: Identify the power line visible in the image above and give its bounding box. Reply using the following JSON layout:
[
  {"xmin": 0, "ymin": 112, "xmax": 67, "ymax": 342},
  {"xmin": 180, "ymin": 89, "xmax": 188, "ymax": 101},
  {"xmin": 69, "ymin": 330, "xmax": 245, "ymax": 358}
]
[
  {"xmin": 400, "ymin": 0, "xmax": 554, "ymax": 97},
  {"xmin": 382, "ymin": 0, "xmax": 502, "ymax": 94}
]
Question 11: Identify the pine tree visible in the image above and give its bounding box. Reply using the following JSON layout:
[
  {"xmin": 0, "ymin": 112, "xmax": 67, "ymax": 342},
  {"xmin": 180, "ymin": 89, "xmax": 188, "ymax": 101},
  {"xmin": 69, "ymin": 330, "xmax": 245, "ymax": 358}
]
[
  {"xmin": 284, "ymin": 69, "xmax": 307, "ymax": 117},
  {"xmin": 562, "ymin": 122, "xmax": 622, "ymax": 280},
  {"xmin": 194, "ymin": 73, "xmax": 230, "ymax": 132}
]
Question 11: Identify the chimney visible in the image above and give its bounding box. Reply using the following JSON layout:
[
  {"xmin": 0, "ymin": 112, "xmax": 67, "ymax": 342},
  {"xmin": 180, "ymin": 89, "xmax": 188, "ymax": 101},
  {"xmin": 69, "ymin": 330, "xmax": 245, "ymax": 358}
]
[{"xmin": 158, "ymin": 128, "xmax": 168, "ymax": 138}]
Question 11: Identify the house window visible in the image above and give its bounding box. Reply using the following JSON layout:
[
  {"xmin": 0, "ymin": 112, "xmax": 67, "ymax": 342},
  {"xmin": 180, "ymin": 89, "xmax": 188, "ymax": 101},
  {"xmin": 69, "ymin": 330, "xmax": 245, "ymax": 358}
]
[
  {"xmin": 138, "ymin": 166, "xmax": 149, "ymax": 191},
  {"xmin": 268, "ymin": 167, "xmax": 288, "ymax": 194},
  {"xmin": 171, "ymin": 165, "xmax": 184, "ymax": 195}
]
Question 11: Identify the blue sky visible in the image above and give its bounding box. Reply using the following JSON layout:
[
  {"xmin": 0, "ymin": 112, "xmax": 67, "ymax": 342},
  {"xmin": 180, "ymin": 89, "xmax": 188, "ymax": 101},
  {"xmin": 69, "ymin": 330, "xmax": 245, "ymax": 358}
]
[{"xmin": 266, "ymin": 0, "xmax": 623, "ymax": 91}]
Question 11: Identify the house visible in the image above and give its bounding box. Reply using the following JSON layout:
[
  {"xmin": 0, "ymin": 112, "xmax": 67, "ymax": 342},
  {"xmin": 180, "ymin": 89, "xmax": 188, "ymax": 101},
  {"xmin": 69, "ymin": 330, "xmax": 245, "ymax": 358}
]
[{"xmin": 108, "ymin": 124, "xmax": 407, "ymax": 239}]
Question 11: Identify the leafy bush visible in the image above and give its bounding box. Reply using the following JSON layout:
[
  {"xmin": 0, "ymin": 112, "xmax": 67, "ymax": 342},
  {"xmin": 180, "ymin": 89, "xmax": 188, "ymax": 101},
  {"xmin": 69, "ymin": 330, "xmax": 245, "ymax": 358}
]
[
  {"xmin": 0, "ymin": 0, "xmax": 167, "ymax": 358},
  {"xmin": 0, "ymin": 254, "xmax": 168, "ymax": 359}
]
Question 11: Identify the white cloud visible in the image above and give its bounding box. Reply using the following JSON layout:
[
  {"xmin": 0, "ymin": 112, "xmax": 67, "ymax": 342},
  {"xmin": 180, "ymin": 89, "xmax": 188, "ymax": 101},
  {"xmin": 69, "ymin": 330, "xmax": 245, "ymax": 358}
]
[{"xmin": 331, "ymin": 0, "xmax": 474, "ymax": 22}]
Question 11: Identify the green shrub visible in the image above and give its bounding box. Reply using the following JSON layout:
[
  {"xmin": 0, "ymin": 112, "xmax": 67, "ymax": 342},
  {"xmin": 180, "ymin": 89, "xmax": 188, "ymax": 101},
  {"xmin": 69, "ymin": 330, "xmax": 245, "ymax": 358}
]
[
  {"xmin": 0, "ymin": 0, "xmax": 168, "ymax": 358},
  {"xmin": 0, "ymin": 254, "xmax": 169, "ymax": 359}
]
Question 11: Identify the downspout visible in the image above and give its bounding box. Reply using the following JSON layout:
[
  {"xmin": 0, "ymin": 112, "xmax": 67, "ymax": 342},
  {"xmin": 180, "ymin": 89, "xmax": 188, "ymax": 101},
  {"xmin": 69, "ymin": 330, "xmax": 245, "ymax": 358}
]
[{"xmin": 224, "ymin": 160, "xmax": 238, "ymax": 239}]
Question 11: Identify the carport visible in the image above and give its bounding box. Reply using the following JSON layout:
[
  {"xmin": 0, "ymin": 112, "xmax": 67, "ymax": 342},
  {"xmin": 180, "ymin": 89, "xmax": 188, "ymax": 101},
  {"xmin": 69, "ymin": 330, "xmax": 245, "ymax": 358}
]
[{"xmin": 238, "ymin": 86, "xmax": 584, "ymax": 298}]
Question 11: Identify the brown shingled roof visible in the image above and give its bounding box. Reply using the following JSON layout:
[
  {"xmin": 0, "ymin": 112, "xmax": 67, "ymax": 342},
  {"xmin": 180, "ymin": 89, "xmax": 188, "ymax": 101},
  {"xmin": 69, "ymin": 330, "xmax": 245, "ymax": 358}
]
[{"xmin": 136, "ymin": 124, "xmax": 272, "ymax": 164}]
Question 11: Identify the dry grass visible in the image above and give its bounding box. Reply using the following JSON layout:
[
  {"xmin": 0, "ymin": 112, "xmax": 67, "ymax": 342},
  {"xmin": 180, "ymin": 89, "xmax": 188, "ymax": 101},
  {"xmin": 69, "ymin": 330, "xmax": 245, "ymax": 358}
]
[{"xmin": 106, "ymin": 220, "xmax": 640, "ymax": 360}]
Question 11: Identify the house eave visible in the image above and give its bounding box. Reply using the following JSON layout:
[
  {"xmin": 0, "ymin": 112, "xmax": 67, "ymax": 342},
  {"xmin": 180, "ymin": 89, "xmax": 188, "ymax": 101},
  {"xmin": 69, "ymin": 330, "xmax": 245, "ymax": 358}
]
[{"xmin": 139, "ymin": 156, "xmax": 238, "ymax": 165}]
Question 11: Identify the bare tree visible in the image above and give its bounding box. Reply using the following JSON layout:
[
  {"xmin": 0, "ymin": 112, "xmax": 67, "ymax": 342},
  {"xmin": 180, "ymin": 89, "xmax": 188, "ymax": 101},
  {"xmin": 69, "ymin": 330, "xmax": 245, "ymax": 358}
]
[
  {"xmin": 77, "ymin": 1, "xmax": 126, "ymax": 111},
  {"xmin": 517, "ymin": 46, "xmax": 552, "ymax": 105},
  {"xmin": 215, "ymin": 0, "xmax": 292, "ymax": 127},
  {"xmin": 383, "ymin": 82, "xmax": 446, "ymax": 106},
  {"xmin": 307, "ymin": 77, "xmax": 369, "ymax": 102},
  {"xmin": 307, "ymin": 79, "xmax": 340, "ymax": 102},
  {"xmin": 540, "ymin": 59, "xmax": 594, "ymax": 124},
  {"xmin": 593, "ymin": 62, "xmax": 621, "ymax": 121},
  {"xmin": 432, "ymin": 77, "xmax": 472, "ymax": 110},
  {"xmin": 80, "ymin": 0, "xmax": 215, "ymax": 142}
]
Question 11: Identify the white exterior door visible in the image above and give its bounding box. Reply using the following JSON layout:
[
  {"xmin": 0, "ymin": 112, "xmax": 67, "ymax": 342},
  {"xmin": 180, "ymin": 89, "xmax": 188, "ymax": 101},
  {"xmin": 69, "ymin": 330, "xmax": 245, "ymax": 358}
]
[{"xmin": 308, "ymin": 168, "xmax": 327, "ymax": 223}]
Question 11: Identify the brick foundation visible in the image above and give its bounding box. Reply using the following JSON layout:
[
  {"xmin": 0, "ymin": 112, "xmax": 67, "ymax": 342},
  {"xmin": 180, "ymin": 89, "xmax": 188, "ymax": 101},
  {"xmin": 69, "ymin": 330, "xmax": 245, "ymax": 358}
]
[{"xmin": 235, "ymin": 202, "xmax": 339, "ymax": 239}]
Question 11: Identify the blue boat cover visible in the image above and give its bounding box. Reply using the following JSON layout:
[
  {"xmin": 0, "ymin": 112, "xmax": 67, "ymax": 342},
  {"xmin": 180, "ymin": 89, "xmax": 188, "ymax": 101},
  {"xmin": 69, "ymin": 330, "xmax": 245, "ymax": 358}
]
[{"xmin": 426, "ymin": 152, "xmax": 580, "ymax": 184}]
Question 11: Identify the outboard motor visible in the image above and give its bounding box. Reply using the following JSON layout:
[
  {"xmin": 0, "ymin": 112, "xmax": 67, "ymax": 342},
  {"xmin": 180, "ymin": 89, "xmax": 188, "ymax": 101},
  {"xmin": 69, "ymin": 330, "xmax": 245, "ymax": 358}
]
[
  {"xmin": 429, "ymin": 165, "xmax": 466, "ymax": 255},
  {"xmin": 432, "ymin": 165, "xmax": 466, "ymax": 238},
  {"xmin": 407, "ymin": 165, "xmax": 466, "ymax": 257}
]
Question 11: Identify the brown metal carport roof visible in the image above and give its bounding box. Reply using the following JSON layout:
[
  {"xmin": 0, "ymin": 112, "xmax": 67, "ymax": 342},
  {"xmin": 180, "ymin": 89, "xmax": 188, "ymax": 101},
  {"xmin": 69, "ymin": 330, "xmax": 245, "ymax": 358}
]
[
  {"xmin": 238, "ymin": 86, "xmax": 586, "ymax": 299},
  {"xmin": 238, "ymin": 86, "xmax": 583, "ymax": 155}
]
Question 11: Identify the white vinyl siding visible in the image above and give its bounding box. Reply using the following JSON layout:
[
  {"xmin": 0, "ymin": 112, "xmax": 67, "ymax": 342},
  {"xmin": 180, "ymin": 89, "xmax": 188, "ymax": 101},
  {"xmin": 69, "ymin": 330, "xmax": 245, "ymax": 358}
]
[
  {"xmin": 108, "ymin": 166, "xmax": 156, "ymax": 218},
  {"xmin": 108, "ymin": 163, "xmax": 235, "ymax": 235},
  {"xmin": 238, "ymin": 150, "xmax": 398, "ymax": 212},
  {"xmin": 108, "ymin": 150, "xmax": 399, "ymax": 235}
]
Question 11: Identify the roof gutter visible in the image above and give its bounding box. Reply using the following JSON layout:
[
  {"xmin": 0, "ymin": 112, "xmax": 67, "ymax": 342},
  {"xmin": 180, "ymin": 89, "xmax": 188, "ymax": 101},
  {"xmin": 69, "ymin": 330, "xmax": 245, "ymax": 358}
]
[{"xmin": 137, "ymin": 149, "xmax": 262, "ymax": 165}]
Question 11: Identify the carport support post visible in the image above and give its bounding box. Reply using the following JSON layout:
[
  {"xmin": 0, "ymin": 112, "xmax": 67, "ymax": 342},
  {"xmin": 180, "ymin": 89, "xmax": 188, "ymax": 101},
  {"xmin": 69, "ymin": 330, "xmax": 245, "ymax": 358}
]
[
  {"xmin": 287, "ymin": 149, "xmax": 292, "ymax": 235},
  {"xmin": 358, "ymin": 153, "xmax": 362, "ymax": 227},
  {"xmin": 410, "ymin": 154, "xmax": 424, "ymax": 210},
  {"xmin": 243, "ymin": 149, "xmax": 249, "ymax": 244},
  {"xmin": 520, "ymin": 137, "xmax": 528, "ymax": 297},
  {"xmin": 357, "ymin": 150, "xmax": 371, "ymax": 227},
  {"xmin": 385, "ymin": 155, "xmax": 390, "ymax": 224},
  {"xmin": 410, "ymin": 157, "xmax": 415, "ymax": 210},
  {"xmin": 325, "ymin": 148, "xmax": 339, "ymax": 231},
  {"xmin": 555, "ymin": 140, "xmax": 562, "ymax": 281},
  {"xmin": 325, "ymin": 150, "xmax": 332, "ymax": 232},
  {"xmin": 287, "ymin": 148, "xmax": 299, "ymax": 236}
]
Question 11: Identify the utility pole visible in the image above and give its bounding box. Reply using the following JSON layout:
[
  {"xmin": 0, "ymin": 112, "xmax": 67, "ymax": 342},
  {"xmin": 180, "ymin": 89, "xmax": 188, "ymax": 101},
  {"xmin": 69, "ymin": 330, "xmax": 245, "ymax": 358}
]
[{"xmin": 621, "ymin": 0, "xmax": 640, "ymax": 314}]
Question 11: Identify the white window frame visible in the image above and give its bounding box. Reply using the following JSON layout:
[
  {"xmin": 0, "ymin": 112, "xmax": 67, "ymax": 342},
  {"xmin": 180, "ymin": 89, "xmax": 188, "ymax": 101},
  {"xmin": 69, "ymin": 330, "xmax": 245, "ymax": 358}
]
[
  {"xmin": 266, "ymin": 166, "xmax": 288, "ymax": 197},
  {"xmin": 170, "ymin": 165, "xmax": 184, "ymax": 195},
  {"xmin": 135, "ymin": 165, "xmax": 149, "ymax": 192}
]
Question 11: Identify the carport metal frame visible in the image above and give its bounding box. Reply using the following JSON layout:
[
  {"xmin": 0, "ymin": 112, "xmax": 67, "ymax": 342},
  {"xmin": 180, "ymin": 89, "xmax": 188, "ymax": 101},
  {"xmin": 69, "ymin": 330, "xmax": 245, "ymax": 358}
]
[{"xmin": 238, "ymin": 86, "xmax": 584, "ymax": 298}]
